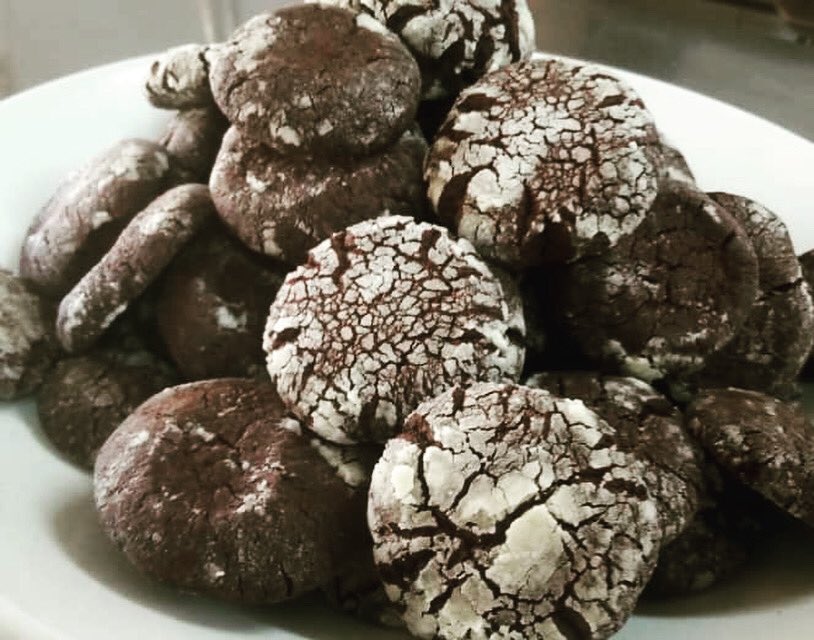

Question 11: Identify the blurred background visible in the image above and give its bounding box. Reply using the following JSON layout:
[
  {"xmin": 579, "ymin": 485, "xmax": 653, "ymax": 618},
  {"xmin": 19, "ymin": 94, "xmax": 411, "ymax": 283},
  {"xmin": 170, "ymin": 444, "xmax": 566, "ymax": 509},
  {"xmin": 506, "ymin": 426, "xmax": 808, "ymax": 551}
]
[{"xmin": 0, "ymin": 0, "xmax": 812, "ymax": 138}]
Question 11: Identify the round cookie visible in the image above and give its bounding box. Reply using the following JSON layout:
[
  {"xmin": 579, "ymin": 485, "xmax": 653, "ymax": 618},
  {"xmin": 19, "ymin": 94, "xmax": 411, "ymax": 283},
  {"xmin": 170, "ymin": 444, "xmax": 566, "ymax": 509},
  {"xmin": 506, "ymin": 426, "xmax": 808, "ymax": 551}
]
[
  {"xmin": 20, "ymin": 139, "xmax": 171, "ymax": 297},
  {"xmin": 691, "ymin": 194, "xmax": 814, "ymax": 396},
  {"xmin": 426, "ymin": 58, "xmax": 661, "ymax": 267},
  {"xmin": 145, "ymin": 44, "xmax": 214, "ymax": 109},
  {"xmin": 94, "ymin": 378, "xmax": 369, "ymax": 604},
  {"xmin": 156, "ymin": 230, "xmax": 287, "ymax": 380},
  {"xmin": 317, "ymin": 0, "xmax": 536, "ymax": 99},
  {"xmin": 210, "ymin": 126, "xmax": 428, "ymax": 265},
  {"xmin": 525, "ymin": 372, "xmax": 703, "ymax": 543},
  {"xmin": 687, "ymin": 388, "xmax": 814, "ymax": 528},
  {"xmin": 57, "ymin": 184, "xmax": 215, "ymax": 353},
  {"xmin": 160, "ymin": 106, "xmax": 229, "ymax": 183},
  {"xmin": 37, "ymin": 348, "xmax": 177, "ymax": 469},
  {"xmin": 557, "ymin": 181, "xmax": 759, "ymax": 383},
  {"xmin": 264, "ymin": 216, "xmax": 525, "ymax": 445},
  {"xmin": 0, "ymin": 270, "xmax": 58, "ymax": 400},
  {"xmin": 208, "ymin": 5, "xmax": 420, "ymax": 158},
  {"xmin": 647, "ymin": 465, "xmax": 776, "ymax": 597},
  {"xmin": 658, "ymin": 138, "xmax": 695, "ymax": 186},
  {"xmin": 368, "ymin": 382, "xmax": 662, "ymax": 640}
]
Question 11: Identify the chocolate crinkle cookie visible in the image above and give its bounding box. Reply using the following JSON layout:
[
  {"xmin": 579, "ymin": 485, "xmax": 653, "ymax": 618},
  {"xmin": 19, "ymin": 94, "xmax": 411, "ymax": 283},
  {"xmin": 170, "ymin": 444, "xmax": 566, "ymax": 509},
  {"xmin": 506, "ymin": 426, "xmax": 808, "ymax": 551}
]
[
  {"xmin": 208, "ymin": 5, "xmax": 420, "ymax": 158},
  {"xmin": 57, "ymin": 184, "xmax": 216, "ymax": 354},
  {"xmin": 209, "ymin": 126, "xmax": 428, "ymax": 265},
  {"xmin": 317, "ymin": 0, "xmax": 536, "ymax": 99},
  {"xmin": 145, "ymin": 44, "xmax": 214, "ymax": 109},
  {"xmin": 689, "ymin": 194, "xmax": 814, "ymax": 397},
  {"xmin": 426, "ymin": 58, "xmax": 660, "ymax": 267},
  {"xmin": 156, "ymin": 229, "xmax": 287, "ymax": 380},
  {"xmin": 556, "ymin": 181, "xmax": 759, "ymax": 383},
  {"xmin": 687, "ymin": 388, "xmax": 814, "ymax": 528},
  {"xmin": 264, "ymin": 216, "xmax": 525, "ymax": 445},
  {"xmin": 525, "ymin": 372, "xmax": 704, "ymax": 543},
  {"xmin": 0, "ymin": 270, "xmax": 58, "ymax": 400},
  {"xmin": 37, "ymin": 348, "xmax": 177, "ymax": 470},
  {"xmin": 369, "ymin": 383, "xmax": 662, "ymax": 640},
  {"xmin": 94, "ymin": 379, "xmax": 369, "ymax": 604},
  {"xmin": 647, "ymin": 459, "xmax": 778, "ymax": 597},
  {"xmin": 19, "ymin": 139, "xmax": 171, "ymax": 297},
  {"xmin": 160, "ymin": 106, "xmax": 229, "ymax": 183}
]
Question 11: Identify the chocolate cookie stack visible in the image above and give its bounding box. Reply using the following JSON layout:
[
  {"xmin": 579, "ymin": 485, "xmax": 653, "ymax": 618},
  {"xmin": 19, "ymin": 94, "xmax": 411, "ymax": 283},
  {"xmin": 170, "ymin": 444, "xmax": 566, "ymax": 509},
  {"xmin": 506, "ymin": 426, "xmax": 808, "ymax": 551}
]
[{"xmin": 3, "ymin": 2, "xmax": 814, "ymax": 639}]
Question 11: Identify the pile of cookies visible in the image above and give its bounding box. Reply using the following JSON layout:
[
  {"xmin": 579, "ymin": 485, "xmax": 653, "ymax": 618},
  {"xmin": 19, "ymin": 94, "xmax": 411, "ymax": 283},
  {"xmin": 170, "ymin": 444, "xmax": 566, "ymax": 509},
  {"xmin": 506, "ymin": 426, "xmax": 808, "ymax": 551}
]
[{"xmin": 3, "ymin": 2, "xmax": 814, "ymax": 639}]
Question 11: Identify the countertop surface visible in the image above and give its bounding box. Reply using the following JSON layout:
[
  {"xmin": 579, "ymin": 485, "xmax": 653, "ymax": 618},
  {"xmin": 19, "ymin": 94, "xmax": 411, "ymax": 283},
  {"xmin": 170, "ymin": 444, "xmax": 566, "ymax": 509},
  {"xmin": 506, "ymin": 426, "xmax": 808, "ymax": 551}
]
[{"xmin": 1, "ymin": 0, "xmax": 812, "ymax": 139}]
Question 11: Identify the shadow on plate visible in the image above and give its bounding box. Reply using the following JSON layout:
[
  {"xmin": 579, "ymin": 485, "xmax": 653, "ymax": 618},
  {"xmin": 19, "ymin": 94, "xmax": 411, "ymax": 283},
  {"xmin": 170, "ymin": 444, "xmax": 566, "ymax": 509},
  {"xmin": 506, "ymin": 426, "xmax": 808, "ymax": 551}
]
[
  {"xmin": 638, "ymin": 522, "xmax": 814, "ymax": 618},
  {"xmin": 50, "ymin": 489, "xmax": 408, "ymax": 639}
]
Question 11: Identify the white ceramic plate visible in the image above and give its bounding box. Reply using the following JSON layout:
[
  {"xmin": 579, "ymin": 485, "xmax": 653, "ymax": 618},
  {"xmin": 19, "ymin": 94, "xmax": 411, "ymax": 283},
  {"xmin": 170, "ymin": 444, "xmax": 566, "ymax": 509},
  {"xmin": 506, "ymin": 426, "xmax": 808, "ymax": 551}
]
[{"xmin": 1, "ymin": 54, "xmax": 814, "ymax": 640}]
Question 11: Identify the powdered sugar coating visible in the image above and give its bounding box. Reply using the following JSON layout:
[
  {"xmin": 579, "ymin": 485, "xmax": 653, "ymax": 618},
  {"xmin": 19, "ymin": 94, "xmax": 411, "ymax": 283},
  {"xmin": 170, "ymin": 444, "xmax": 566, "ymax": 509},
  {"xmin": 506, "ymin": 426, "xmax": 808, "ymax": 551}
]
[
  {"xmin": 687, "ymin": 388, "xmax": 814, "ymax": 528},
  {"xmin": 692, "ymin": 193, "xmax": 814, "ymax": 396},
  {"xmin": 145, "ymin": 44, "xmax": 214, "ymax": 109},
  {"xmin": 525, "ymin": 371, "xmax": 703, "ymax": 543},
  {"xmin": 94, "ymin": 379, "xmax": 368, "ymax": 604},
  {"xmin": 368, "ymin": 382, "xmax": 662, "ymax": 639},
  {"xmin": 57, "ymin": 184, "xmax": 215, "ymax": 353},
  {"xmin": 264, "ymin": 216, "xmax": 525, "ymax": 445},
  {"xmin": 317, "ymin": 0, "xmax": 535, "ymax": 98},
  {"xmin": 208, "ymin": 5, "xmax": 420, "ymax": 157},
  {"xmin": 426, "ymin": 58, "xmax": 660, "ymax": 268},
  {"xmin": 0, "ymin": 270, "xmax": 57, "ymax": 400},
  {"xmin": 209, "ymin": 126, "xmax": 427, "ymax": 265},
  {"xmin": 20, "ymin": 139, "xmax": 171, "ymax": 297},
  {"xmin": 557, "ymin": 182, "xmax": 759, "ymax": 382}
]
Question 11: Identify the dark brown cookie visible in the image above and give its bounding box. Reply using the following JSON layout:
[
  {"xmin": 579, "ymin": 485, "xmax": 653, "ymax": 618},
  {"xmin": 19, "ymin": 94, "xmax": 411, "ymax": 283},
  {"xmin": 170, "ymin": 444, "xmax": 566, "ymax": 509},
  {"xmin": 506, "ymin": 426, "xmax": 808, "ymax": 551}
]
[
  {"xmin": 209, "ymin": 125, "xmax": 427, "ymax": 265},
  {"xmin": 145, "ymin": 44, "xmax": 214, "ymax": 109},
  {"xmin": 264, "ymin": 216, "xmax": 526, "ymax": 445},
  {"xmin": 208, "ymin": 5, "xmax": 420, "ymax": 157},
  {"xmin": 0, "ymin": 270, "xmax": 58, "ymax": 400},
  {"xmin": 646, "ymin": 462, "xmax": 777, "ymax": 598},
  {"xmin": 690, "ymin": 194, "xmax": 814, "ymax": 396},
  {"xmin": 160, "ymin": 106, "xmax": 229, "ymax": 183},
  {"xmin": 658, "ymin": 137, "xmax": 695, "ymax": 186},
  {"xmin": 557, "ymin": 181, "xmax": 759, "ymax": 383},
  {"xmin": 57, "ymin": 184, "xmax": 215, "ymax": 353},
  {"xmin": 525, "ymin": 372, "xmax": 704, "ymax": 543},
  {"xmin": 19, "ymin": 139, "xmax": 171, "ymax": 297},
  {"xmin": 94, "ymin": 378, "xmax": 369, "ymax": 604},
  {"xmin": 37, "ymin": 348, "xmax": 177, "ymax": 469},
  {"xmin": 687, "ymin": 388, "xmax": 814, "ymax": 528},
  {"xmin": 319, "ymin": 0, "xmax": 536, "ymax": 99},
  {"xmin": 426, "ymin": 58, "xmax": 661, "ymax": 267},
  {"xmin": 369, "ymin": 382, "xmax": 662, "ymax": 639},
  {"xmin": 156, "ymin": 230, "xmax": 286, "ymax": 380}
]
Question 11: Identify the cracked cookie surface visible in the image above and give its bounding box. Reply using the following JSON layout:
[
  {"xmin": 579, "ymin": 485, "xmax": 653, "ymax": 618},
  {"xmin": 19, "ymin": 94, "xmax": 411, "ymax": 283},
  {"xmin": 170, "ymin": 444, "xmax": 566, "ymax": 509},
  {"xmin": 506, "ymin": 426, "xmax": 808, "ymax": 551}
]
[
  {"xmin": 264, "ymin": 216, "xmax": 525, "ymax": 445},
  {"xmin": 94, "ymin": 378, "xmax": 368, "ymax": 604},
  {"xmin": 208, "ymin": 5, "xmax": 420, "ymax": 157},
  {"xmin": 525, "ymin": 371, "xmax": 703, "ymax": 543},
  {"xmin": 557, "ymin": 181, "xmax": 759, "ymax": 383},
  {"xmin": 210, "ymin": 125, "xmax": 427, "ymax": 265},
  {"xmin": 38, "ymin": 348, "xmax": 177, "ymax": 469},
  {"xmin": 425, "ymin": 57, "xmax": 660, "ymax": 267},
  {"xmin": 691, "ymin": 194, "xmax": 814, "ymax": 396},
  {"xmin": 317, "ymin": 0, "xmax": 535, "ymax": 99},
  {"xmin": 157, "ymin": 229, "xmax": 286, "ymax": 380},
  {"xmin": 687, "ymin": 388, "xmax": 814, "ymax": 528},
  {"xmin": 57, "ymin": 184, "xmax": 216, "ymax": 353},
  {"xmin": 368, "ymin": 382, "xmax": 662, "ymax": 640},
  {"xmin": 0, "ymin": 270, "xmax": 58, "ymax": 400},
  {"xmin": 20, "ymin": 139, "xmax": 171, "ymax": 297},
  {"xmin": 145, "ymin": 44, "xmax": 214, "ymax": 109}
]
